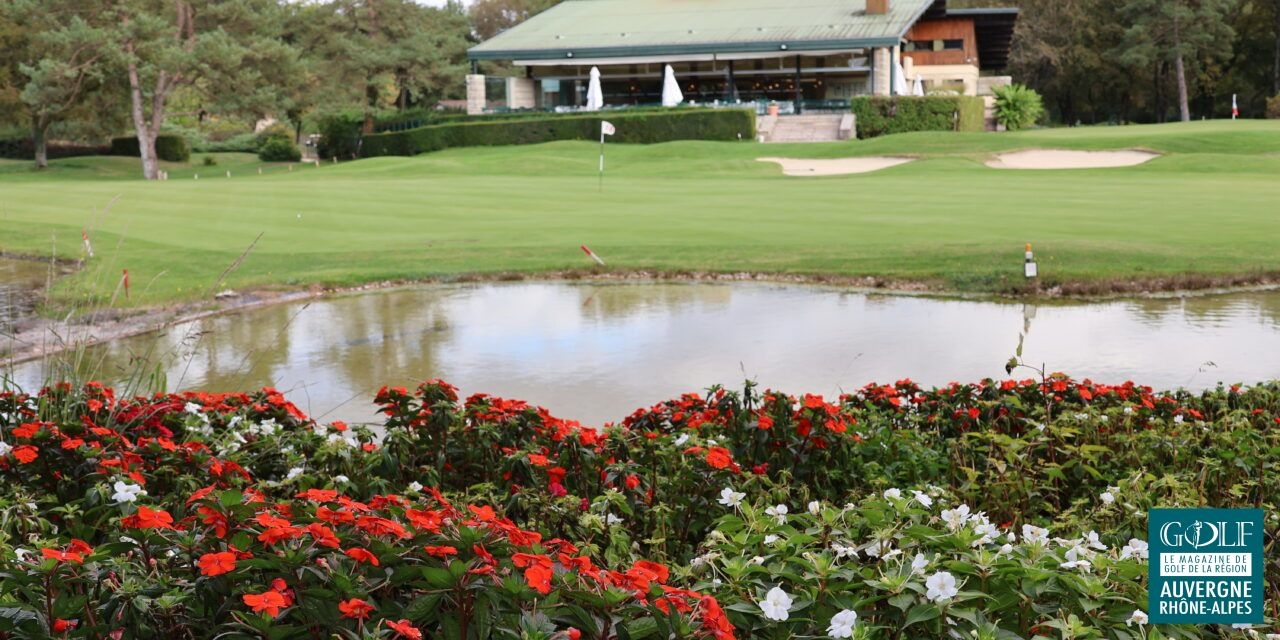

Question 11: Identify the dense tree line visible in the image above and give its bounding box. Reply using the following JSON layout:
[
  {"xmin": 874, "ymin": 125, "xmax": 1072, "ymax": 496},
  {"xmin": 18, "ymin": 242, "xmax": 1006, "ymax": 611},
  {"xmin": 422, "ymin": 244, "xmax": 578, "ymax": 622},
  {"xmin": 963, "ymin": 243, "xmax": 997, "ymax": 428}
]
[
  {"xmin": 957, "ymin": 0, "xmax": 1279, "ymax": 124},
  {"xmin": 0, "ymin": 0, "xmax": 469, "ymax": 177},
  {"xmin": 2, "ymin": 0, "xmax": 1278, "ymax": 177}
]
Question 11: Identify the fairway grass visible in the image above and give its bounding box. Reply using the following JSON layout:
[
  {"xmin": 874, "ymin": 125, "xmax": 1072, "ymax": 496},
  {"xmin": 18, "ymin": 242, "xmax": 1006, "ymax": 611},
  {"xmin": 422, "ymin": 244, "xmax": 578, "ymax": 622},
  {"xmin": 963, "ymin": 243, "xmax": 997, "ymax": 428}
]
[{"xmin": 2, "ymin": 120, "xmax": 1280, "ymax": 311}]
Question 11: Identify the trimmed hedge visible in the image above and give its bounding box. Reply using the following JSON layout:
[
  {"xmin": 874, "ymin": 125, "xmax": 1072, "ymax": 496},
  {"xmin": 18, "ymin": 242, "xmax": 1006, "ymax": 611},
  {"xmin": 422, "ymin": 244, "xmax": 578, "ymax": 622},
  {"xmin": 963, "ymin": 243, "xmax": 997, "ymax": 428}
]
[
  {"xmin": 1267, "ymin": 95, "xmax": 1280, "ymax": 119},
  {"xmin": 850, "ymin": 96, "xmax": 986, "ymax": 138},
  {"xmin": 0, "ymin": 139, "xmax": 110, "ymax": 160},
  {"xmin": 361, "ymin": 109, "xmax": 756, "ymax": 157},
  {"xmin": 109, "ymin": 134, "xmax": 191, "ymax": 162},
  {"xmin": 258, "ymin": 136, "xmax": 301, "ymax": 162}
]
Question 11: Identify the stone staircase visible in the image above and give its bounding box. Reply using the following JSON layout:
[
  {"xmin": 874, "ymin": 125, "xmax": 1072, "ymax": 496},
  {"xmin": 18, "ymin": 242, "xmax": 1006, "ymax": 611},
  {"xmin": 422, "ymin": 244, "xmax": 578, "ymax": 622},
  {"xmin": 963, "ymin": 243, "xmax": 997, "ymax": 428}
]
[{"xmin": 759, "ymin": 114, "xmax": 853, "ymax": 143}]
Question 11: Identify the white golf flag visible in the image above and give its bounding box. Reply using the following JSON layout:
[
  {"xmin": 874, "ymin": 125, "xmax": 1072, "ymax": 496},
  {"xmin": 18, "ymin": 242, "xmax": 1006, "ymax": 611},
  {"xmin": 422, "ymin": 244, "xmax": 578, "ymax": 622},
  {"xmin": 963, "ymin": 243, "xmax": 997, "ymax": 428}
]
[{"xmin": 601, "ymin": 121, "xmax": 616, "ymax": 136}]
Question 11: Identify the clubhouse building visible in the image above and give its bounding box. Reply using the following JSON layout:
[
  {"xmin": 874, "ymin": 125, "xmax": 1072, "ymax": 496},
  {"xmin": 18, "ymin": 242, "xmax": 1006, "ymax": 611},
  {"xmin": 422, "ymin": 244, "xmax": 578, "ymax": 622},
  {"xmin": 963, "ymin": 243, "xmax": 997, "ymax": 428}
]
[{"xmin": 464, "ymin": 0, "xmax": 1017, "ymax": 114}]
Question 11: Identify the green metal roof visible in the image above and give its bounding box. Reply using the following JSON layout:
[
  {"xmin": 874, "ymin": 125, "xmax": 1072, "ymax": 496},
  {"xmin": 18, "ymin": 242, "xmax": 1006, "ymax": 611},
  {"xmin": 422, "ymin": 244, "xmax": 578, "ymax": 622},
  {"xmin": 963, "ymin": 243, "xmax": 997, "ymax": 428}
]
[{"xmin": 468, "ymin": 0, "xmax": 935, "ymax": 60}]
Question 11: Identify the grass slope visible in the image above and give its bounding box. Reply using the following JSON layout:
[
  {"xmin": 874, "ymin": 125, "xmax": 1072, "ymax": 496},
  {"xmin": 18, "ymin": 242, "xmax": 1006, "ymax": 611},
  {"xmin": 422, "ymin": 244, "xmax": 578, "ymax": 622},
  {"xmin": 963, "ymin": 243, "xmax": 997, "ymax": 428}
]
[{"xmin": 2, "ymin": 121, "xmax": 1279, "ymax": 308}]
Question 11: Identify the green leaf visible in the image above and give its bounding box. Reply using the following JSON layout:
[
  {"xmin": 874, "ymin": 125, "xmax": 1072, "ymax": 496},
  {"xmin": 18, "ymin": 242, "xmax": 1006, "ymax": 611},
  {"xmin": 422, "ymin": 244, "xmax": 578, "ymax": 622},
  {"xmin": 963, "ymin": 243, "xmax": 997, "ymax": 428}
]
[{"xmin": 903, "ymin": 604, "xmax": 940, "ymax": 628}]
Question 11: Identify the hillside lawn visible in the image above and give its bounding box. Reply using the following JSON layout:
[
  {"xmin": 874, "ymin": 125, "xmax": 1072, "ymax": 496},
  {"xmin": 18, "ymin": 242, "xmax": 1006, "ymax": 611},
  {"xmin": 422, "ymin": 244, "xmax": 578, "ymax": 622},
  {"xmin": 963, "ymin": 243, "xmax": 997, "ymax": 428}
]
[{"xmin": 2, "ymin": 119, "xmax": 1279, "ymax": 309}]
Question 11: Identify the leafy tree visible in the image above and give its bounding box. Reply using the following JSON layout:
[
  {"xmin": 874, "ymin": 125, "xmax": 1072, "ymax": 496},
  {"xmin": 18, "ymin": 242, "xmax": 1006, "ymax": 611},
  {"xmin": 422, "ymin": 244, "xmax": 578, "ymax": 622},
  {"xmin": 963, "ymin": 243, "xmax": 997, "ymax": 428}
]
[
  {"xmin": 297, "ymin": 0, "xmax": 470, "ymax": 131},
  {"xmin": 0, "ymin": 11, "xmax": 24, "ymax": 131},
  {"xmin": 114, "ymin": 0, "xmax": 298, "ymax": 180},
  {"xmin": 1117, "ymin": 0, "xmax": 1238, "ymax": 122},
  {"xmin": 3, "ymin": 0, "xmax": 117, "ymax": 169}
]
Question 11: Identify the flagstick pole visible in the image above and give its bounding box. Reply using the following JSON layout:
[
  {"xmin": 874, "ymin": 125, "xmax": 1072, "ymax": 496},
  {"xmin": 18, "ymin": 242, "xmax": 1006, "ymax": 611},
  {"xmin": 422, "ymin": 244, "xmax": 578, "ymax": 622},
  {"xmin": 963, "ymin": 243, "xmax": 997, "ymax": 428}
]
[{"xmin": 598, "ymin": 126, "xmax": 605, "ymax": 192}]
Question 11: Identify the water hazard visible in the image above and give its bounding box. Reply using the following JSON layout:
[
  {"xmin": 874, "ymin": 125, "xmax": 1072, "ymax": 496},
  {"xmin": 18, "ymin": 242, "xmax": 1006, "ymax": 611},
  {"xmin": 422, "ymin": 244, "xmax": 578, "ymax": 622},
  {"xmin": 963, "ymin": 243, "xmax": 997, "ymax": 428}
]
[
  {"xmin": 7, "ymin": 282, "xmax": 1280, "ymax": 425},
  {"xmin": 0, "ymin": 257, "xmax": 46, "ymax": 333}
]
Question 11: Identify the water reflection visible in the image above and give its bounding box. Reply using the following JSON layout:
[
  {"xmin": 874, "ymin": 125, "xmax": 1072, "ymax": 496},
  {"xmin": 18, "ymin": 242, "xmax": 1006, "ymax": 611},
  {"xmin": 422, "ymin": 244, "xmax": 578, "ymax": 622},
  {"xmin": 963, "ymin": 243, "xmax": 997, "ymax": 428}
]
[
  {"xmin": 8, "ymin": 282, "xmax": 1280, "ymax": 425},
  {"xmin": 0, "ymin": 258, "xmax": 47, "ymax": 332}
]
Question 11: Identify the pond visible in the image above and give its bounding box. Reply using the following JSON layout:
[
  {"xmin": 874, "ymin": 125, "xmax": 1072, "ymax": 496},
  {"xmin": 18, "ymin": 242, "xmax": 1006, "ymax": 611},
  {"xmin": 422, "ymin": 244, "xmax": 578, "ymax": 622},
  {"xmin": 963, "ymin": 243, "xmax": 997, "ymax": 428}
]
[
  {"xmin": 0, "ymin": 257, "xmax": 47, "ymax": 333},
  {"xmin": 7, "ymin": 282, "xmax": 1280, "ymax": 425}
]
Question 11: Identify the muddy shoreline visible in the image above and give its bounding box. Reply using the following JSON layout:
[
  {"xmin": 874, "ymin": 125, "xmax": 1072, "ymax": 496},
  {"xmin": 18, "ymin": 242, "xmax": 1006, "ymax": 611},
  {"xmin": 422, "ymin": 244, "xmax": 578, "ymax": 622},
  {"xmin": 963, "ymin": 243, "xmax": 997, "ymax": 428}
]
[{"xmin": 4, "ymin": 265, "xmax": 1280, "ymax": 366}]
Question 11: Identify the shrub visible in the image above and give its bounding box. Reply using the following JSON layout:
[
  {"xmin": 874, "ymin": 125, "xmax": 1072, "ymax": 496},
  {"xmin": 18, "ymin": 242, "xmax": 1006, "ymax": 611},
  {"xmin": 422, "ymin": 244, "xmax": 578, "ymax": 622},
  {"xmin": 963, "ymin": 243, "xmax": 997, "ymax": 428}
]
[
  {"xmin": 254, "ymin": 122, "xmax": 296, "ymax": 150},
  {"xmin": 361, "ymin": 109, "xmax": 756, "ymax": 157},
  {"xmin": 109, "ymin": 134, "xmax": 191, "ymax": 162},
  {"xmin": 850, "ymin": 96, "xmax": 985, "ymax": 138},
  {"xmin": 202, "ymin": 155, "xmax": 217, "ymax": 166},
  {"xmin": 1267, "ymin": 95, "xmax": 1280, "ymax": 119},
  {"xmin": 258, "ymin": 136, "xmax": 301, "ymax": 162},
  {"xmin": 315, "ymin": 112, "xmax": 363, "ymax": 160},
  {"xmin": 199, "ymin": 132, "xmax": 258, "ymax": 153},
  {"xmin": 992, "ymin": 83, "xmax": 1045, "ymax": 130}
]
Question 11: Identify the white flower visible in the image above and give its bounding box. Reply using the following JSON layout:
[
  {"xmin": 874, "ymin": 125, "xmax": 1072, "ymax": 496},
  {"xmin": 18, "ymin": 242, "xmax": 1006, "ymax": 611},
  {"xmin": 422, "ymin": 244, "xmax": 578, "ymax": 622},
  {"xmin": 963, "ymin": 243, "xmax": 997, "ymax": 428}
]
[
  {"xmin": 407, "ymin": 481, "xmax": 423, "ymax": 493},
  {"xmin": 184, "ymin": 402, "xmax": 203, "ymax": 415},
  {"xmin": 1126, "ymin": 610, "xmax": 1148, "ymax": 626},
  {"xmin": 111, "ymin": 481, "xmax": 147, "ymax": 503},
  {"xmin": 911, "ymin": 553, "xmax": 928, "ymax": 573},
  {"xmin": 606, "ymin": 513, "xmax": 624, "ymax": 526},
  {"xmin": 1123, "ymin": 406, "xmax": 1134, "ymax": 414},
  {"xmin": 883, "ymin": 488, "xmax": 902, "ymax": 500},
  {"xmin": 1022, "ymin": 524, "xmax": 1049, "ymax": 545},
  {"xmin": 718, "ymin": 487, "xmax": 745, "ymax": 508},
  {"xmin": 1060, "ymin": 546, "xmax": 1093, "ymax": 571},
  {"xmin": 286, "ymin": 467, "xmax": 305, "ymax": 481},
  {"xmin": 750, "ymin": 555, "xmax": 766, "ymax": 565},
  {"xmin": 864, "ymin": 539, "xmax": 899, "ymax": 560},
  {"xmin": 940, "ymin": 504, "xmax": 971, "ymax": 530},
  {"xmin": 808, "ymin": 500, "xmax": 821, "ymax": 516},
  {"xmin": 334, "ymin": 475, "xmax": 350, "ymax": 484},
  {"xmin": 690, "ymin": 552, "xmax": 717, "ymax": 567},
  {"xmin": 1120, "ymin": 538, "xmax": 1148, "ymax": 561},
  {"xmin": 832, "ymin": 542, "xmax": 859, "ymax": 559},
  {"xmin": 673, "ymin": 433, "xmax": 690, "ymax": 447},
  {"xmin": 13, "ymin": 548, "xmax": 31, "ymax": 561},
  {"xmin": 1174, "ymin": 414, "xmax": 1185, "ymax": 423},
  {"xmin": 0, "ymin": 441, "xmax": 10, "ymax": 457},
  {"xmin": 759, "ymin": 586, "xmax": 793, "ymax": 621},
  {"xmin": 1100, "ymin": 491, "xmax": 1115, "ymax": 504},
  {"xmin": 925, "ymin": 571, "xmax": 959, "ymax": 602},
  {"xmin": 912, "ymin": 490, "xmax": 933, "ymax": 508},
  {"xmin": 827, "ymin": 610, "xmax": 858, "ymax": 638},
  {"xmin": 763, "ymin": 534, "xmax": 779, "ymax": 545},
  {"xmin": 765, "ymin": 504, "xmax": 788, "ymax": 524},
  {"xmin": 1083, "ymin": 530, "xmax": 1107, "ymax": 551},
  {"xmin": 999, "ymin": 543, "xmax": 1013, "ymax": 555}
]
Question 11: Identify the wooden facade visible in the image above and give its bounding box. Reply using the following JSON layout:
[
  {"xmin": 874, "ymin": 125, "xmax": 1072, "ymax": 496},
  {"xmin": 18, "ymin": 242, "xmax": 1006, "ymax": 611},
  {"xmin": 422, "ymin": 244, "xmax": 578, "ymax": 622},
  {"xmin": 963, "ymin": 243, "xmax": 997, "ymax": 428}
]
[{"xmin": 902, "ymin": 18, "xmax": 978, "ymax": 67}]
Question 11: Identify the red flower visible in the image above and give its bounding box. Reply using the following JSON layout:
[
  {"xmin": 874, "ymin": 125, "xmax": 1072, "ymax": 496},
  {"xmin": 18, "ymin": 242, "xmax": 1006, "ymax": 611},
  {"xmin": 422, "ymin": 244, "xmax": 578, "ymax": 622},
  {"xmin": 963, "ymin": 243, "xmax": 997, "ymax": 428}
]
[
  {"xmin": 423, "ymin": 545, "xmax": 458, "ymax": 557},
  {"xmin": 566, "ymin": 629, "xmax": 582, "ymax": 640},
  {"xmin": 386, "ymin": 619, "xmax": 422, "ymax": 640},
  {"xmin": 12, "ymin": 445, "xmax": 38, "ymax": 464},
  {"xmin": 624, "ymin": 474, "xmax": 640, "ymax": 490},
  {"xmin": 467, "ymin": 504, "xmax": 497, "ymax": 522},
  {"xmin": 197, "ymin": 551, "xmax": 237, "ymax": 576},
  {"xmin": 121, "ymin": 506, "xmax": 175, "ymax": 530},
  {"xmin": 704, "ymin": 446, "xmax": 734, "ymax": 470},
  {"xmin": 345, "ymin": 547, "xmax": 380, "ymax": 566},
  {"xmin": 524, "ymin": 564, "xmax": 554, "ymax": 594},
  {"xmin": 355, "ymin": 516, "xmax": 409, "ymax": 539},
  {"xmin": 242, "ymin": 590, "xmax": 288, "ymax": 617},
  {"xmin": 338, "ymin": 598, "xmax": 375, "ymax": 620},
  {"xmin": 52, "ymin": 619, "xmax": 77, "ymax": 633}
]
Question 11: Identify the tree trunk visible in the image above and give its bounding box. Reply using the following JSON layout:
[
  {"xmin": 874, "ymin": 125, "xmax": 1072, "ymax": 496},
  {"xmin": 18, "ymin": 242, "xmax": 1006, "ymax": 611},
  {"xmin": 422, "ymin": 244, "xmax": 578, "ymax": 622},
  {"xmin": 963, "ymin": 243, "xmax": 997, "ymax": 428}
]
[
  {"xmin": 1273, "ymin": 0, "xmax": 1280, "ymax": 95},
  {"xmin": 32, "ymin": 118, "xmax": 49, "ymax": 171},
  {"xmin": 1174, "ymin": 52, "xmax": 1190, "ymax": 122}
]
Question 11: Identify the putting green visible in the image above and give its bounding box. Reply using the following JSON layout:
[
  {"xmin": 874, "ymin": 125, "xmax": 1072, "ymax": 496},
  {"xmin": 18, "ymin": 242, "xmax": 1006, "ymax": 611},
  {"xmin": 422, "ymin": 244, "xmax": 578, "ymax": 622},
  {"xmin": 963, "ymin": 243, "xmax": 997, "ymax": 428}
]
[{"xmin": 1, "ymin": 120, "xmax": 1279, "ymax": 309}]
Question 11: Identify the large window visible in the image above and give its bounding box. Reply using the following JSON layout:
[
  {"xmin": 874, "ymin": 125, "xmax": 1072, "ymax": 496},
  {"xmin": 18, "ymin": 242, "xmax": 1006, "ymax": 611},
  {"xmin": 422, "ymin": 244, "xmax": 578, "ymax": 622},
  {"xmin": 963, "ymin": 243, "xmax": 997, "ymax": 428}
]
[{"xmin": 905, "ymin": 39, "xmax": 965, "ymax": 52}]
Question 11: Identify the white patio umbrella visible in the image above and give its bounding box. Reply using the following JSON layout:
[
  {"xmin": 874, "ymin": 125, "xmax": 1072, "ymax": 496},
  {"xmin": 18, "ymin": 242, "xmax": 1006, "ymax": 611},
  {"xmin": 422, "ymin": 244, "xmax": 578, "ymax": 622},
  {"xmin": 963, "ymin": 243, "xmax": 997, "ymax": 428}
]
[
  {"xmin": 892, "ymin": 56, "xmax": 909, "ymax": 96},
  {"xmin": 912, "ymin": 75, "xmax": 925, "ymax": 96},
  {"xmin": 586, "ymin": 66, "xmax": 604, "ymax": 111},
  {"xmin": 661, "ymin": 64, "xmax": 684, "ymax": 107}
]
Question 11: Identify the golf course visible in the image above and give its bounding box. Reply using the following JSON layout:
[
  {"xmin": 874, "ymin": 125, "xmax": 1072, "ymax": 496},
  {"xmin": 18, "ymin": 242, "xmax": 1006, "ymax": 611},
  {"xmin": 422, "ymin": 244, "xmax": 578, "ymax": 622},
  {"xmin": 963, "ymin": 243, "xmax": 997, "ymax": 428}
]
[{"xmin": 2, "ymin": 119, "xmax": 1279, "ymax": 310}]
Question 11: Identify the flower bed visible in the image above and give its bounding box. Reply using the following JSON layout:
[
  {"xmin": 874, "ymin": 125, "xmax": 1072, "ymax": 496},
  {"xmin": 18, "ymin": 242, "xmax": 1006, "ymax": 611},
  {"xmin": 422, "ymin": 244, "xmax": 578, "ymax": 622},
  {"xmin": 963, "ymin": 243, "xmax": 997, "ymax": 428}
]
[{"xmin": 0, "ymin": 377, "xmax": 1277, "ymax": 638}]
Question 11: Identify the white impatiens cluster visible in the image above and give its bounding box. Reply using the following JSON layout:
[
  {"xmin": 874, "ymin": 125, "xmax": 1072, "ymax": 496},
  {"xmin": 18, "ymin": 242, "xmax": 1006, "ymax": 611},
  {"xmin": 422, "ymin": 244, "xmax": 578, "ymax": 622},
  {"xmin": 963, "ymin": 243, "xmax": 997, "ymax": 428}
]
[
  {"xmin": 0, "ymin": 441, "xmax": 11, "ymax": 457},
  {"xmin": 1120, "ymin": 538, "xmax": 1149, "ymax": 560},
  {"xmin": 765, "ymin": 504, "xmax": 789, "ymax": 524},
  {"xmin": 940, "ymin": 504, "xmax": 972, "ymax": 531}
]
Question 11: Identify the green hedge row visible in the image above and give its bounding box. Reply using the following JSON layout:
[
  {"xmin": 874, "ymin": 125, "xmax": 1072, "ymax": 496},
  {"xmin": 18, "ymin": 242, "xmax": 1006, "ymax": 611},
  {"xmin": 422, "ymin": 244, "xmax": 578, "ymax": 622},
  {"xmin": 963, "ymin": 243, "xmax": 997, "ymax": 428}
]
[
  {"xmin": 360, "ymin": 109, "xmax": 756, "ymax": 157},
  {"xmin": 851, "ymin": 96, "xmax": 986, "ymax": 138},
  {"xmin": 0, "ymin": 139, "xmax": 110, "ymax": 160},
  {"xmin": 109, "ymin": 134, "xmax": 191, "ymax": 162}
]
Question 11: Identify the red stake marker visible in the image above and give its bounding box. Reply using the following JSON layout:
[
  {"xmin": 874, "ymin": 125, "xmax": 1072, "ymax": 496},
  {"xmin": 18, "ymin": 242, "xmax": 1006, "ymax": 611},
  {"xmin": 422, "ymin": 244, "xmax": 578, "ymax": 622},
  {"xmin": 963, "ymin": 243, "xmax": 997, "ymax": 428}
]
[
  {"xmin": 122, "ymin": 269, "xmax": 130, "ymax": 299},
  {"xmin": 580, "ymin": 245, "xmax": 606, "ymax": 266}
]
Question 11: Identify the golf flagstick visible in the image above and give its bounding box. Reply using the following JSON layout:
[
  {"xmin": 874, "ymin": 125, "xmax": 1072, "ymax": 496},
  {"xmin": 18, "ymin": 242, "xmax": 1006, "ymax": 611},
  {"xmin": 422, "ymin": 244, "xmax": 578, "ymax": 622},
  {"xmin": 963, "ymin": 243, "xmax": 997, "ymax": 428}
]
[{"xmin": 599, "ymin": 120, "xmax": 615, "ymax": 192}]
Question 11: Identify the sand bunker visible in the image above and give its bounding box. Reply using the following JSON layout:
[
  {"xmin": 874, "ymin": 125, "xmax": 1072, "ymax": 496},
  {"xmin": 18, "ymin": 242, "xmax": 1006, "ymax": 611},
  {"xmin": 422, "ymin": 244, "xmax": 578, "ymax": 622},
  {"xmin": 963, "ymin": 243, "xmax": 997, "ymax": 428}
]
[
  {"xmin": 986, "ymin": 149, "xmax": 1159, "ymax": 169},
  {"xmin": 758, "ymin": 156, "xmax": 914, "ymax": 176}
]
